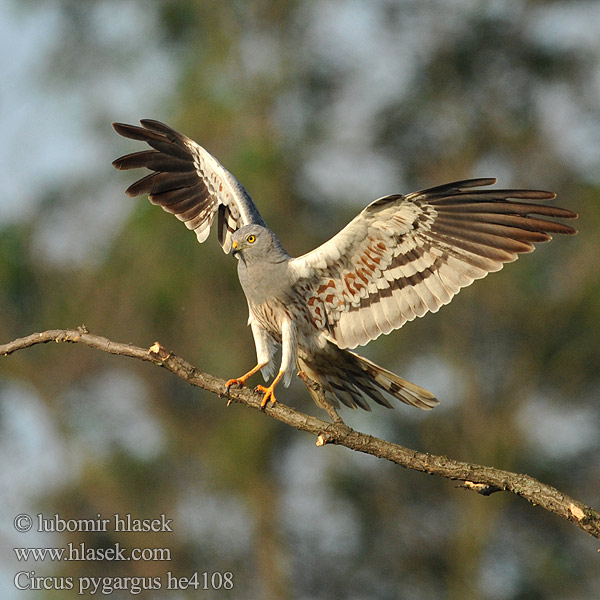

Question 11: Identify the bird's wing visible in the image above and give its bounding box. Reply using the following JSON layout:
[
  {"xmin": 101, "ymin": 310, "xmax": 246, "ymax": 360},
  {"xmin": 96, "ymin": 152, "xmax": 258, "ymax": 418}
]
[
  {"xmin": 290, "ymin": 178, "xmax": 577, "ymax": 349},
  {"xmin": 112, "ymin": 120, "xmax": 266, "ymax": 253}
]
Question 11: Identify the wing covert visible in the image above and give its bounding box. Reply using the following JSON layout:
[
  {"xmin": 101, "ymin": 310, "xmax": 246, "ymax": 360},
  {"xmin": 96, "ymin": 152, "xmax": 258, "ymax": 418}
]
[
  {"xmin": 290, "ymin": 179, "xmax": 578, "ymax": 349},
  {"xmin": 112, "ymin": 119, "xmax": 266, "ymax": 252}
]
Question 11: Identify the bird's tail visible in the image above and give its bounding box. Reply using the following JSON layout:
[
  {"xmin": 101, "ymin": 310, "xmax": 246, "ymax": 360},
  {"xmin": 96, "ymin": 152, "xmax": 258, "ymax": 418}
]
[{"xmin": 297, "ymin": 345, "xmax": 439, "ymax": 411}]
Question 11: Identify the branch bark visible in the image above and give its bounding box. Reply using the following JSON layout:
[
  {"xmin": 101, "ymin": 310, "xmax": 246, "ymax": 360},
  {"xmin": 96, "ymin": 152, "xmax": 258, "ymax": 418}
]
[{"xmin": 2, "ymin": 327, "xmax": 599, "ymax": 540}]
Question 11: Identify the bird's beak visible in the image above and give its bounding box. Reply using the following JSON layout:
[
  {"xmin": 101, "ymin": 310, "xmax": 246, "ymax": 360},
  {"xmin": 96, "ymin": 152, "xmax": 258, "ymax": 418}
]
[
  {"xmin": 232, "ymin": 240, "xmax": 240, "ymax": 258},
  {"xmin": 232, "ymin": 241, "xmax": 238, "ymax": 250}
]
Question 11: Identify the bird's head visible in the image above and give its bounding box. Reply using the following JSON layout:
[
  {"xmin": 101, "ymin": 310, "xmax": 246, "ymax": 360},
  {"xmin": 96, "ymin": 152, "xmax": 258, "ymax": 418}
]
[{"xmin": 231, "ymin": 225, "xmax": 289, "ymax": 265}]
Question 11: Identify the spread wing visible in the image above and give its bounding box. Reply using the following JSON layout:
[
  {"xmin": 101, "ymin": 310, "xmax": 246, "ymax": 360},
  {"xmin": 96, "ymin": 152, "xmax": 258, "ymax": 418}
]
[
  {"xmin": 112, "ymin": 119, "xmax": 266, "ymax": 252},
  {"xmin": 290, "ymin": 178, "xmax": 578, "ymax": 349}
]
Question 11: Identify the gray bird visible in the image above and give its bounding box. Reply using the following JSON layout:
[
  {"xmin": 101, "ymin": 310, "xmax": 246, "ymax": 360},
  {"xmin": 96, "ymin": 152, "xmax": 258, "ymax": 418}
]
[{"xmin": 112, "ymin": 119, "xmax": 577, "ymax": 412}]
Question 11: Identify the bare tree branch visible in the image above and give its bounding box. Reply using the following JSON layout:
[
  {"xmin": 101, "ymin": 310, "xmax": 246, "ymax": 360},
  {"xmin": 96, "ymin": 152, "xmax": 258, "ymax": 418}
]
[{"xmin": 2, "ymin": 327, "xmax": 599, "ymax": 540}]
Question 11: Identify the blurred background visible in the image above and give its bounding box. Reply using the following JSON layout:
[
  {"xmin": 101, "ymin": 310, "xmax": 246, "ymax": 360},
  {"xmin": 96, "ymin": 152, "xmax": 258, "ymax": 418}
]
[{"xmin": 1, "ymin": 1, "xmax": 599, "ymax": 598}]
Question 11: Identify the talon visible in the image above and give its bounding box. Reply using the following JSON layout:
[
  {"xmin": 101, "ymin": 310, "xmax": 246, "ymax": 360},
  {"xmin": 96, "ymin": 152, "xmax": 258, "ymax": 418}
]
[
  {"xmin": 225, "ymin": 363, "xmax": 267, "ymax": 393},
  {"xmin": 253, "ymin": 370, "xmax": 285, "ymax": 409},
  {"xmin": 255, "ymin": 384, "xmax": 277, "ymax": 409},
  {"xmin": 225, "ymin": 377, "xmax": 246, "ymax": 391}
]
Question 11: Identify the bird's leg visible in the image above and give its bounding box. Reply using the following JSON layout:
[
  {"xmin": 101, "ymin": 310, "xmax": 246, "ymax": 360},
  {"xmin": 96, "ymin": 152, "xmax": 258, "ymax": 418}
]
[
  {"xmin": 255, "ymin": 370, "xmax": 285, "ymax": 409},
  {"xmin": 225, "ymin": 362, "xmax": 267, "ymax": 390}
]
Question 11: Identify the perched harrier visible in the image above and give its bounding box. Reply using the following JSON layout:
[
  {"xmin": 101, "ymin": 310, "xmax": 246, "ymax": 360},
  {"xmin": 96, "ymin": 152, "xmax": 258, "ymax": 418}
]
[{"xmin": 112, "ymin": 120, "xmax": 577, "ymax": 412}]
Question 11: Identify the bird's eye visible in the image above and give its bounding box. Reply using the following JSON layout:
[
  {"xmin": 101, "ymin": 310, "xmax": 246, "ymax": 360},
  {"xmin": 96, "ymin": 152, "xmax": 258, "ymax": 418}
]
[{"xmin": 247, "ymin": 234, "xmax": 256, "ymax": 243}]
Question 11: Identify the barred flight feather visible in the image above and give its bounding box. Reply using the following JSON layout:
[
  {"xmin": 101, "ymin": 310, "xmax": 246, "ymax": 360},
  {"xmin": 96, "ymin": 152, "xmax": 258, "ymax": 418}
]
[
  {"xmin": 292, "ymin": 179, "xmax": 577, "ymax": 350},
  {"xmin": 112, "ymin": 120, "xmax": 265, "ymax": 252}
]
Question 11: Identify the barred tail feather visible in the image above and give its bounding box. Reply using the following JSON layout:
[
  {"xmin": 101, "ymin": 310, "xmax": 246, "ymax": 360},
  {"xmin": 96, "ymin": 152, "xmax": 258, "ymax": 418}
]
[
  {"xmin": 297, "ymin": 345, "xmax": 438, "ymax": 411},
  {"xmin": 349, "ymin": 351, "xmax": 439, "ymax": 410}
]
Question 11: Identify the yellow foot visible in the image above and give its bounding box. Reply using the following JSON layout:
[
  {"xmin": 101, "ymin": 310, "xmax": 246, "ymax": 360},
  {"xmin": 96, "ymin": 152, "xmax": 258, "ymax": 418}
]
[
  {"xmin": 255, "ymin": 384, "xmax": 277, "ymax": 409},
  {"xmin": 225, "ymin": 377, "xmax": 247, "ymax": 390},
  {"xmin": 225, "ymin": 363, "xmax": 266, "ymax": 393}
]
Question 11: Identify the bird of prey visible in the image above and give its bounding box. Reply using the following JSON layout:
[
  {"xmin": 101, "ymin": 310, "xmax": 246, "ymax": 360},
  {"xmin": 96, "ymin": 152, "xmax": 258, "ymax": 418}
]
[{"xmin": 112, "ymin": 119, "xmax": 577, "ymax": 412}]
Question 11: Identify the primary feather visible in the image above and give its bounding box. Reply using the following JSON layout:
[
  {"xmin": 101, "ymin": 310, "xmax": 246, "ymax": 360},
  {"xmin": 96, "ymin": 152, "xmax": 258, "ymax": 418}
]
[
  {"xmin": 290, "ymin": 178, "xmax": 577, "ymax": 349},
  {"xmin": 112, "ymin": 120, "xmax": 265, "ymax": 252}
]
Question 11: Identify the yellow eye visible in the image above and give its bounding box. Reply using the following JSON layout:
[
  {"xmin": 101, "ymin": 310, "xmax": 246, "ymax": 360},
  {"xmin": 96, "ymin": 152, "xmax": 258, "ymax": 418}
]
[{"xmin": 247, "ymin": 234, "xmax": 256, "ymax": 243}]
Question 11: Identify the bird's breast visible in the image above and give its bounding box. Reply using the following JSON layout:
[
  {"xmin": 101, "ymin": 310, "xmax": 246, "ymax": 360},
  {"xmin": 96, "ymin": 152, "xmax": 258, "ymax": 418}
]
[{"xmin": 250, "ymin": 300, "xmax": 288, "ymax": 336}]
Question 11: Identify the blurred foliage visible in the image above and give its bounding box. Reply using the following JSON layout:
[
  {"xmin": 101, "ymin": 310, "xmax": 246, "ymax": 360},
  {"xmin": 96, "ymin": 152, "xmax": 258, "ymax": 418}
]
[{"xmin": 1, "ymin": 1, "xmax": 599, "ymax": 599}]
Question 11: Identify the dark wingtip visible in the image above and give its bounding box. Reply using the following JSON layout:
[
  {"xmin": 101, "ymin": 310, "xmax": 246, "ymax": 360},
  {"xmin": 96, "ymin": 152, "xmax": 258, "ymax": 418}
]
[
  {"xmin": 112, "ymin": 121, "xmax": 157, "ymax": 141},
  {"xmin": 139, "ymin": 118, "xmax": 170, "ymax": 132},
  {"xmin": 111, "ymin": 155, "xmax": 127, "ymax": 170},
  {"xmin": 463, "ymin": 177, "xmax": 498, "ymax": 187},
  {"xmin": 112, "ymin": 121, "xmax": 130, "ymax": 135}
]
